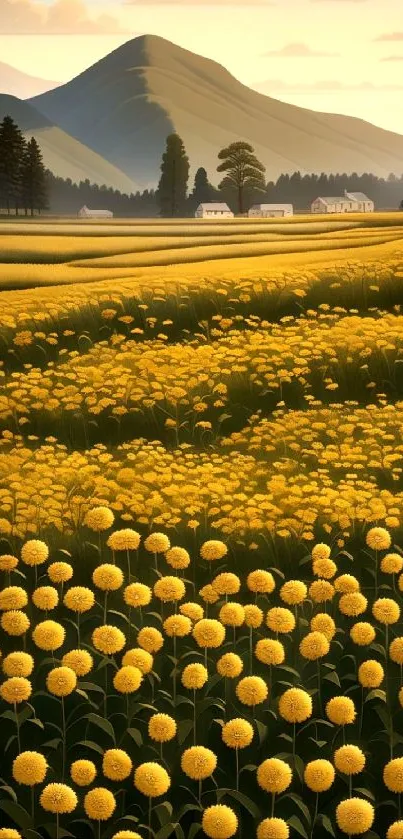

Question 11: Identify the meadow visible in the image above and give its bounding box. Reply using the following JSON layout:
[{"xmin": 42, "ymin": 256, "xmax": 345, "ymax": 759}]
[{"xmin": 1, "ymin": 215, "xmax": 403, "ymax": 839}]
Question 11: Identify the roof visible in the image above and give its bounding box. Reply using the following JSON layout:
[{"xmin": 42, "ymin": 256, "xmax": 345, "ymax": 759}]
[
  {"xmin": 250, "ymin": 204, "xmax": 293, "ymax": 210},
  {"xmin": 80, "ymin": 206, "xmax": 112, "ymax": 214},
  {"xmin": 345, "ymin": 192, "xmax": 371, "ymax": 201},
  {"xmin": 312, "ymin": 196, "xmax": 352, "ymax": 204},
  {"xmin": 197, "ymin": 203, "xmax": 231, "ymax": 210}
]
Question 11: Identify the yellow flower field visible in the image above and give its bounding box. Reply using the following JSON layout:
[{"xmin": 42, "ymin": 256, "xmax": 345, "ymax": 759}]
[{"xmin": 1, "ymin": 216, "xmax": 403, "ymax": 839}]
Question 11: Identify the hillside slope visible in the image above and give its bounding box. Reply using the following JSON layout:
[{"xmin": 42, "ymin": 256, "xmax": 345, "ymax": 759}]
[{"xmin": 0, "ymin": 61, "xmax": 59, "ymax": 99}]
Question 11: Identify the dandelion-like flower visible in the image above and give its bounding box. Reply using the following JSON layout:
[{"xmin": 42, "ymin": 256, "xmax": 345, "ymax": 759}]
[
  {"xmin": 256, "ymin": 818, "xmax": 289, "ymax": 839},
  {"xmin": 134, "ymin": 762, "xmax": 170, "ymax": 797},
  {"xmin": 113, "ymin": 666, "xmax": 142, "ymax": 694},
  {"xmin": 358, "ymin": 659, "xmax": 384, "ymax": 688},
  {"xmin": 372, "ymin": 598, "xmax": 400, "ymax": 624},
  {"xmin": 219, "ymin": 602, "xmax": 245, "ymax": 627},
  {"xmin": 165, "ymin": 547, "xmax": 190, "ymax": 569},
  {"xmin": 310, "ymin": 613, "xmax": 336, "ymax": 641},
  {"xmin": 103, "ymin": 750, "xmax": 132, "ymax": 781},
  {"xmin": 48, "ymin": 562, "xmax": 73, "ymax": 584},
  {"xmin": 212, "ymin": 573, "xmax": 240, "ymax": 596},
  {"xmin": 304, "ymin": 759, "xmax": 334, "ymax": 792},
  {"xmin": 312, "ymin": 558, "xmax": 337, "ymax": 579},
  {"xmin": 85, "ymin": 507, "xmax": 114, "ymax": 532},
  {"xmin": 181, "ymin": 746, "xmax": 217, "ymax": 780},
  {"xmin": 70, "ymin": 759, "xmax": 96, "ymax": 786},
  {"xmin": 46, "ymin": 667, "xmax": 77, "ymax": 697},
  {"xmin": 180, "ymin": 602, "xmax": 204, "ymax": 622},
  {"xmin": 93, "ymin": 564, "xmax": 123, "ymax": 591},
  {"xmin": 326, "ymin": 696, "xmax": 356, "ymax": 726},
  {"xmin": 84, "ymin": 787, "xmax": 116, "ymax": 820},
  {"xmin": 181, "ymin": 663, "xmax": 208, "ymax": 690},
  {"xmin": 336, "ymin": 798, "xmax": 374, "ymax": 835},
  {"xmin": 236, "ymin": 676, "xmax": 268, "ymax": 707},
  {"xmin": 21, "ymin": 540, "xmax": 49, "ymax": 567},
  {"xmin": 255, "ymin": 639, "xmax": 285, "ymax": 666},
  {"xmin": 366, "ymin": 527, "xmax": 391, "ymax": 551},
  {"xmin": 202, "ymin": 805, "xmax": 238, "ymax": 839},
  {"xmin": 278, "ymin": 688, "xmax": 312, "ymax": 723},
  {"xmin": 144, "ymin": 533, "xmax": 171, "ymax": 554},
  {"xmin": 200, "ymin": 540, "xmax": 227, "ymax": 562},
  {"xmin": 381, "ymin": 554, "xmax": 403, "ymax": 574},
  {"xmin": 1, "ymin": 611, "xmax": 30, "ymax": 636},
  {"xmin": 280, "ymin": 580, "xmax": 307, "ymax": 606},
  {"xmin": 3, "ymin": 652, "xmax": 33, "ymax": 678},
  {"xmin": 92, "ymin": 625, "xmax": 125, "ymax": 655},
  {"xmin": 199, "ymin": 584, "xmax": 219, "ymax": 605},
  {"xmin": 247, "ymin": 570, "xmax": 275, "ymax": 594},
  {"xmin": 390, "ymin": 638, "xmax": 403, "ymax": 665},
  {"xmin": 334, "ymin": 745, "xmax": 365, "ymax": 775},
  {"xmin": 311, "ymin": 544, "xmax": 331, "ymax": 562},
  {"xmin": 0, "ymin": 587, "xmax": 28, "ymax": 611},
  {"xmin": 334, "ymin": 574, "xmax": 360, "ymax": 594},
  {"xmin": 62, "ymin": 650, "xmax": 93, "ymax": 677},
  {"xmin": 222, "ymin": 718, "xmax": 253, "ymax": 749},
  {"xmin": 387, "ymin": 821, "xmax": 403, "ymax": 839},
  {"xmin": 217, "ymin": 653, "xmax": 243, "ymax": 679},
  {"xmin": 154, "ymin": 576, "xmax": 186, "ymax": 603},
  {"xmin": 13, "ymin": 751, "xmax": 47, "ymax": 786},
  {"xmin": 266, "ymin": 607, "xmax": 295, "ymax": 634},
  {"xmin": 137, "ymin": 626, "xmax": 163, "ymax": 653},
  {"xmin": 148, "ymin": 714, "xmax": 177, "ymax": 743},
  {"xmin": 107, "ymin": 529, "xmax": 141, "ymax": 551},
  {"xmin": 0, "ymin": 676, "xmax": 31, "ymax": 704},
  {"xmin": 122, "ymin": 648, "xmax": 153, "ymax": 674},
  {"xmin": 309, "ymin": 580, "xmax": 335, "ymax": 603},
  {"xmin": 339, "ymin": 592, "xmax": 368, "ymax": 617},
  {"xmin": 299, "ymin": 631, "xmax": 330, "ymax": 660},
  {"xmin": 40, "ymin": 783, "xmax": 78, "ymax": 814},
  {"xmin": 124, "ymin": 583, "xmax": 151, "ymax": 608},
  {"xmin": 0, "ymin": 830, "xmax": 22, "ymax": 838},
  {"xmin": 193, "ymin": 619, "xmax": 225, "ymax": 648},
  {"xmin": 384, "ymin": 758, "xmax": 403, "ymax": 793},
  {"xmin": 0, "ymin": 555, "xmax": 18, "ymax": 572},
  {"xmin": 32, "ymin": 586, "xmax": 58, "ymax": 611},
  {"xmin": 257, "ymin": 758, "xmax": 292, "ymax": 793},
  {"xmin": 350, "ymin": 622, "xmax": 375, "ymax": 646},
  {"xmin": 64, "ymin": 587, "xmax": 95, "ymax": 613},
  {"xmin": 244, "ymin": 604, "xmax": 263, "ymax": 628}
]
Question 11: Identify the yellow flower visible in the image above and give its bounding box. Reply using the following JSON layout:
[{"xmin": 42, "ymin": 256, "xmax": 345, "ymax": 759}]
[
  {"xmin": 46, "ymin": 666, "xmax": 77, "ymax": 697},
  {"xmin": 112, "ymin": 834, "xmax": 143, "ymax": 839},
  {"xmin": 336, "ymin": 798, "xmax": 374, "ymax": 835},
  {"xmin": 0, "ymin": 831, "xmax": 22, "ymax": 839},
  {"xmin": 257, "ymin": 758, "xmax": 292, "ymax": 793},
  {"xmin": 217, "ymin": 653, "xmax": 243, "ymax": 679},
  {"xmin": 0, "ymin": 555, "xmax": 18, "ymax": 572},
  {"xmin": 222, "ymin": 718, "xmax": 253, "ymax": 749},
  {"xmin": 21, "ymin": 540, "xmax": 49, "ymax": 567},
  {"xmin": 144, "ymin": 533, "xmax": 171, "ymax": 554},
  {"xmin": 202, "ymin": 805, "xmax": 238, "ymax": 839},
  {"xmin": 255, "ymin": 639, "xmax": 285, "ymax": 666},
  {"xmin": 312, "ymin": 558, "xmax": 337, "ymax": 579},
  {"xmin": 165, "ymin": 547, "xmax": 190, "ymax": 570},
  {"xmin": 13, "ymin": 751, "xmax": 47, "ymax": 786},
  {"xmin": 193, "ymin": 619, "xmax": 225, "ymax": 648},
  {"xmin": 32, "ymin": 620, "xmax": 65, "ymax": 651},
  {"xmin": 200, "ymin": 540, "xmax": 228, "ymax": 562},
  {"xmin": 280, "ymin": 580, "xmax": 307, "ymax": 606},
  {"xmin": 384, "ymin": 758, "xmax": 403, "ymax": 793},
  {"xmin": 48, "ymin": 562, "xmax": 73, "ymax": 584},
  {"xmin": 299, "ymin": 631, "xmax": 330, "ymax": 661},
  {"xmin": 1, "ymin": 610, "xmax": 30, "ymax": 636},
  {"xmin": 92, "ymin": 625, "xmax": 126, "ymax": 655},
  {"xmin": 0, "ymin": 677, "xmax": 31, "ymax": 704},
  {"xmin": 350, "ymin": 622, "xmax": 375, "ymax": 646},
  {"xmin": 212, "ymin": 573, "xmax": 240, "ymax": 596},
  {"xmin": 0, "ymin": 587, "xmax": 28, "ymax": 611},
  {"xmin": 181, "ymin": 663, "xmax": 208, "ymax": 690},
  {"xmin": 3, "ymin": 652, "xmax": 33, "ymax": 678},
  {"xmin": 309, "ymin": 580, "xmax": 335, "ymax": 603},
  {"xmin": 199, "ymin": 584, "xmax": 219, "ymax": 605},
  {"xmin": 310, "ymin": 613, "xmax": 336, "ymax": 641},
  {"xmin": 334, "ymin": 574, "xmax": 360, "ymax": 594},
  {"xmin": 219, "ymin": 602, "xmax": 245, "ymax": 627},
  {"xmin": 85, "ymin": 507, "xmax": 114, "ymax": 532},
  {"xmin": 180, "ymin": 602, "xmax": 204, "ymax": 622},
  {"xmin": 154, "ymin": 576, "xmax": 186, "ymax": 603},
  {"xmin": 32, "ymin": 586, "xmax": 58, "ymax": 611},
  {"xmin": 40, "ymin": 783, "xmax": 78, "ymax": 814},
  {"xmin": 181, "ymin": 746, "xmax": 217, "ymax": 780},
  {"xmin": 244, "ymin": 604, "xmax": 263, "ymax": 628},
  {"xmin": 372, "ymin": 598, "xmax": 400, "ymax": 624},
  {"xmin": 326, "ymin": 696, "xmax": 356, "ymax": 726},
  {"xmin": 62, "ymin": 650, "xmax": 93, "ymax": 677},
  {"xmin": 247, "ymin": 570, "xmax": 275, "ymax": 594},
  {"xmin": 163, "ymin": 615, "xmax": 192, "ymax": 638},
  {"xmin": 93, "ymin": 564, "xmax": 123, "ymax": 592},
  {"xmin": 358, "ymin": 659, "xmax": 384, "ymax": 688},
  {"xmin": 256, "ymin": 818, "xmax": 289, "ymax": 839},
  {"xmin": 366, "ymin": 527, "xmax": 391, "ymax": 551},
  {"xmin": 278, "ymin": 688, "xmax": 312, "ymax": 723},
  {"xmin": 387, "ymin": 821, "xmax": 403, "ymax": 839},
  {"xmin": 381, "ymin": 554, "xmax": 403, "ymax": 574},
  {"xmin": 304, "ymin": 759, "xmax": 334, "ymax": 792},
  {"xmin": 70, "ymin": 759, "xmax": 96, "ymax": 786},
  {"xmin": 148, "ymin": 714, "xmax": 177, "ymax": 743},
  {"xmin": 124, "ymin": 583, "xmax": 152, "ymax": 608},
  {"xmin": 137, "ymin": 626, "xmax": 163, "ymax": 653},
  {"xmin": 311, "ymin": 544, "xmax": 331, "ymax": 562},
  {"xmin": 390, "ymin": 638, "xmax": 403, "ymax": 665},
  {"xmin": 266, "ymin": 607, "xmax": 295, "ymax": 634},
  {"xmin": 103, "ymin": 749, "xmax": 132, "ymax": 781},
  {"xmin": 339, "ymin": 592, "xmax": 368, "ymax": 617},
  {"xmin": 107, "ymin": 529, "xmax": 141, "ymax": 551},
  {"xmin": 134, "ymin": 762, "xmax": 170, "ymax": 797},
  {"xmin": 84, "ymin": 787, "xmax": 116, "ymax": 820},
  {"xmin": 335, "ymin": 745, "xmax": 365, "ymax": 775},
  {"xmin": 113, "ymin": 666, "xmax": 142, "ymax": 694},
  {"xmin": 123, "ymin": 648, "xmax": 153, "ymax": 674},
  {"xmin": 236, "ymin": 676, "xmax": 268, "ymax": 706},
  {"xmin": 64, "ymin": 587, "xmax": 95, "ymax": 613}
]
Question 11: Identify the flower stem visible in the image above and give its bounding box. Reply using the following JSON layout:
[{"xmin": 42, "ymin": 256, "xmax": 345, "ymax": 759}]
[
  {"xmin": 310, "ymin": 792, "xmax": 319, "ymax": 838},
  {"xmin": 198, "ymin": 779, "xmax": 202, "ymax": 807},
  {"xmin": 271, "ymin": 793, "xmax": 276, "ymax": 818},
  {"xmin": 61, "ymin": 697, "xmax": 66, "ymax": 781},
  {"xmin": 148, "ymin": 797, "xmax": 152, "ymax": 834},
  {"xmin": 236, "ymin": 748, "xmax": 239, "ymax": 791},
  {"xmin": 193, "ymin": 689, "xmax": 197, "ymax": 745},
  {"xmin": 14, "ymin": 704, "xmax": 21, "ymax": 754},
  {"xmin": 104, "ymin": 591, "xmax": 108, "ymax": 625},
  {"xmin": 249, "ymin": 627, "xmax": 253, "ymax": 675},
  {"xmin": 56, "ymin": 813, "xmax": 59, "ymax": 839},
  {"xmin": 31, "ymin": 786, "xmax": 35, "ymax": 822}
]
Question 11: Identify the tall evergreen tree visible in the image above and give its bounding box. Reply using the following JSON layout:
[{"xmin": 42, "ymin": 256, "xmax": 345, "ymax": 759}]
[
  {"xmin": 157, "ymin": 134, "xmax": 189, "ymax": 217},
  {"xmin": 21, "ymin": 137, "xmax": 48, "ymax": 216},
  {"xmin": 217, "ymin": 141, "xmax": 266, "ymax": 214},
  {"xmin": 187, "ymin": 167, "xmax": 218, "ymax": 214},
  {"xmin": 0, "ymin": 115, "xmax": 26, "ymax": 214}
]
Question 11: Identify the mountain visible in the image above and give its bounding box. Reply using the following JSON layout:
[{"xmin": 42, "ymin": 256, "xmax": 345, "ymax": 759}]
[
  {"xmin": 0, "ymin": 61, "xmax": 60, "ymax": 99},
  {"xmin": 31, "ymin": 34, "xmax": 403, "ymax": 189},
  {"xmin": 0, "ymin": 95, "xmax": 139, "ymax": 193}
]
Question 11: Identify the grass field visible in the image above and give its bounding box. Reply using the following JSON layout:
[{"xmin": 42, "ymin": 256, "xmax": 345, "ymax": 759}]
[{"xmin": 1, "ymin": 215, "xmax": 403, "ymax": 839}]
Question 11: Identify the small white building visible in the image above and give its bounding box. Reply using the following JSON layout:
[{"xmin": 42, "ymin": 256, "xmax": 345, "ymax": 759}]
[
  {"xmin": 78, "ymin": 205, "xmax": 113, "ymax": 219},
  {"xmin": 195, "ymin": 202, "xmax": 234, "ymax": 219},
  {"xmin": 248, "ymin": 203, "xmax": 293, "ymax": 218},
  {"xmin": 311, "ymin": 191, "xmax": 374, "ymax": 214}
]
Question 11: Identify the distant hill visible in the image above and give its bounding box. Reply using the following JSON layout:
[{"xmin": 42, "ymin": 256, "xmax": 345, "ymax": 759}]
[
  {"xmin": 31, "ymin": 34, "xmax": 403, "ymax": 189},
  {"xmin": 0, "ymin": 95, "xmax": 139, "ymax": 193},
  {"xmin": 0, "ymin": 61, "xmax": 60, "ymax": 99}
]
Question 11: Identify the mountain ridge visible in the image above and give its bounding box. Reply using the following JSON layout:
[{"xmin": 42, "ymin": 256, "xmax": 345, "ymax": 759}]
[{"xmin": 0, "ymin": 61, "xmax": 60, "ymax": 99}]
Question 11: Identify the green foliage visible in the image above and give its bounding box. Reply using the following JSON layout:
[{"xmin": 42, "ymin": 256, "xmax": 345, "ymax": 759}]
[
  {"xmin": 157, "ymin": 134, "xmax": 190, "ymax": 218},
  {"xmin": 217, "ymin": 141, "xmax": 266, "ymax": 214}
]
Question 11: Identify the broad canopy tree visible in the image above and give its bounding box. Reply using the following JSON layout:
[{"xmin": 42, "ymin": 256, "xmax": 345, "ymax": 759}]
[{"xmin": 217, "ymin": 141, "xmax": 266, "ymax": 214}]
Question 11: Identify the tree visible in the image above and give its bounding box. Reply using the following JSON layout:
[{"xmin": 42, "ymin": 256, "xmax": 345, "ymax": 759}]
[
  {"xmin": 21, "ymin": 137, "xmax": 48, "ymax": 216},
  {"xmin": 400, "ymin": 199, "xmax": 403, "ymax": 211},
  {"xmin": 187, "ymin": 167, "xmax": 218, "ymax": 214},
  {"xmin": 0, "ymin": 115, "xmax": 26, "ymax": 214},
  {"xmin": 157, "ymin": 134, "xmax": 189, "ymax": 217},
  {"xmin": 217, "ymin": 141, "xmax": 266, "ymax": 214}
]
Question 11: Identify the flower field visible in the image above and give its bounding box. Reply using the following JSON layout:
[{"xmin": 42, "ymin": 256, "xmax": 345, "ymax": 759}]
[{"xmin": 2, "ymin": 218, "xmax": 403, "ymax": 839}]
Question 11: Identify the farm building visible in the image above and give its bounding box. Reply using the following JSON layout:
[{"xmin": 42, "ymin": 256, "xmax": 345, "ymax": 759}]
[
  {"xmin": 248, "ymin": 203, "xmax": 293, "ymax": 218},
  {"xmin": 78, "ymin": 205, "xmax": 113, "ymax": 219},
  {"xmin": 311, "ymin": 191, "xmax": 374, "ymax": 214},
  {"xmin": 195, "ymin": 203, "xmax": 234, "ymax": 218}
]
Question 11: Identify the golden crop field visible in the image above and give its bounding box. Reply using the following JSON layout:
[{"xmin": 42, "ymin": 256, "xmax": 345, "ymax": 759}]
[{"xmin": 1, "ymin": 215, "xmax": 403, "ymax": 839}]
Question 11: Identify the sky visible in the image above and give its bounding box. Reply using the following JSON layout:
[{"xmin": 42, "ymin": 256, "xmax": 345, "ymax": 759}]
[{"xmin": 1, "ymin": 0, "xmax": 403, "ymax": 135}]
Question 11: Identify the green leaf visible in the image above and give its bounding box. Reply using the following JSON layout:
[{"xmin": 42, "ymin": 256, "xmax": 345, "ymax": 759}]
[
  {"xmin": 219, "ymin": 789, "xmax": 261, "ymax": 819},
  {"xmin": 177, "ymin": 719, "xmax": 194, "ymax": 745},
  {"xmin": 188, "ymin": 824, "xmax": 202, "ymax": 839},
  {"xmin": 287, "ymin": 815, "xmax": 309, "ymax": 839},
  {"xmin": 127, "ymin": 728, "xmax": 143, "ymax": 747},
  {"xmin": 85, "ymin": 713, "xmax": 116, "ymax": 743},
  {"xmin": 77, "ymin": 740, "xmax": 104, "ymax": 755},
  {"xmin": 154, "ymin": 801, "xmax": 173, "ymax": 827},
  {"xmin": 78, "ymin": 682, "xmax": 104, "ymax": 694},
  {"xmin": 155, "ymin": 825, "xmax": 180, "ymax": 839},
  {"xmin": 366, "ymin": 689, "xmax": 387, "ymax": 704},
  {"xmin": 43, "ymin": 739, "xmax": 62, "ymax": 750},
  {"xmin": 281, "ymin": 792, "xmax": 311, "ymax": 824},
  {"xmin": 0, "ymin": 800, "xmax": 33, "ymax": 830},
  {"xmin": 323, "ymin": 671, "xmax": 341, "ymax": 687},
  {"xmin": 255, "ymin": 720, "xmax": 268, "ymax": 746},
  {"xmin": 354, "ymin": 788, "xmax": 376, "ymax": 801},
  {"xmin": 320, "ymin": 814, "xmax": 335, "ymax": 836}
]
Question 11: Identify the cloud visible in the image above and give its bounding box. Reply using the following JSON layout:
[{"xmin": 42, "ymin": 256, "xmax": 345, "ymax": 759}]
[
  {"xmin": 262, "ymin": 42, "xmax": 338, "ymax": 58},
  {"xmin": 380, "ymin": 54, "xmax": 403, "ymax": 61},
  {"xmin": 0, "ymin": 0, "xmax": 128, "ymax": 34},
  {"xmin": 252, "ymin": 78, "xmax": 403, "ymax": 93},
  {"xmin": 374, "ymin": 31, "xmax": 403, "ymax": 41}
]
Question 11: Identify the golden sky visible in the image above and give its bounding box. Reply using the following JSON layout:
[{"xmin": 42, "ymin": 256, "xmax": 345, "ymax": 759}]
[{"xmin": 1, "ymin": 0, "xmax": 403, "ymax": 135}]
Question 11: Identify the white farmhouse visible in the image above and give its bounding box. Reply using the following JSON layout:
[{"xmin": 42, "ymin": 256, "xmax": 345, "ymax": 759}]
[
  {"xmin": 248, "ymin": 203, "xmax": 293, "ymax": 218},
  {"xmin": 78, "ymin": 205, "xmax": 113, "ymax": 219},
  {"xmin": 195, "ymin": 202, "xmax": 234, "ymax": 218},
  {"xmin": 311, "ymin": 191, "xmax": 374, "ymax": 214}
]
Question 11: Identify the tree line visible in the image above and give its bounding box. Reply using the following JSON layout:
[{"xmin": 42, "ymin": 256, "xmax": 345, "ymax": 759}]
[{"xmin": 0, "ymin": 116, "xmax": 48, "ymax": 215}]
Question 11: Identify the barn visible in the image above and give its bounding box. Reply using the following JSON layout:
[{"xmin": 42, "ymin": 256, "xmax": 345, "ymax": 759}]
[
  {"xmin": 78, "ymin": 205, "xmax": 113, "ymax": 219},
  {"xmin": 195, "ymin": 203, "xmax": 234, "ymax": 218},
  {"xmin": 248, "ymin": 203, "xmax": 293, "ymax": 218}
]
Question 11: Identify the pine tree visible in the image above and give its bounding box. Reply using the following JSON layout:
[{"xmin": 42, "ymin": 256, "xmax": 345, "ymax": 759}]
[
  {"xmin": 217, "ymin": 141, "xmax": 266, "ymax": 214},
  {"xmin": 0, "ymin": 115, "xmax": 26, "ymax": 215},
  {"xmin": 21, "ymin": 137, "xmax": 48, "ymax": 216},
  {"xmin": 157, "ymin": 134, "xmax": 189, "ymax": 217},
  {"xmin": 187, "ymin": 167, "xmax": 218, "ymax": 214}
]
